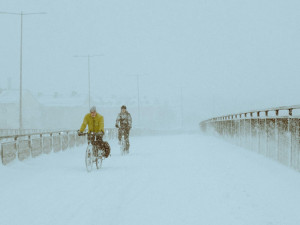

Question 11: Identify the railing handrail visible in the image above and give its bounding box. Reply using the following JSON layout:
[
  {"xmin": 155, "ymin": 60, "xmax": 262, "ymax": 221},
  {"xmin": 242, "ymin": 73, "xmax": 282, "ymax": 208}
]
[
  {"xmin": 202, "ymin": 104, "xmax": 300, "ymax": 123},
  {"xmin": 0, "ymin": 130, "xmax": 75, "ymax": 140},
  {"xmin": 0, "ymin": 128, "xmax": 119, "ymax": 139}
]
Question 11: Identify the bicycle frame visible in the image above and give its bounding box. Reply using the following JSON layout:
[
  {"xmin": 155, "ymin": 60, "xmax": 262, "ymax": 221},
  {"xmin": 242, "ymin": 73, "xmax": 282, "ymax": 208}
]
[
  {"xmin": 82, "ymin": 132, "xmax": 104, "ymax": 172},
  {"xmin": 119, "ymin": 129, "xmax": 129, "ymax": 155}
]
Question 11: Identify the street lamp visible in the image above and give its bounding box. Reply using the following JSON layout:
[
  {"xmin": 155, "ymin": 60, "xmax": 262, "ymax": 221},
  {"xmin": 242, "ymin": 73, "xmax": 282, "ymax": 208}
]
[
  {"xmin": 136, "ymin": 75, "xmax": 141, "ymax": 127},
  {"xmin": 180, "ymin": 86, "xmax": 184, "ymax": 129},
  {"xmin": 128, "ymin": 74, "xmax": 145, "ymax": 128},
  {"xmin": 0, "ymin": 11, "xmax": 46, "ymax": 130},
  {"xmin": 74, "ymin": 54, "xmax": 103, "ymax": 109}
]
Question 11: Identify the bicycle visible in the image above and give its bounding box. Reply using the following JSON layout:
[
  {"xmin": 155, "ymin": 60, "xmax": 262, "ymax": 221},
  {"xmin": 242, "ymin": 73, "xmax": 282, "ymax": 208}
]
[
  {"xmin": 119, "ymin": 129, "xmax": 129, "ymax": 155},
  {"xmin": 80, "ymin": 132, "xmax": 106, "ymax": 172}
]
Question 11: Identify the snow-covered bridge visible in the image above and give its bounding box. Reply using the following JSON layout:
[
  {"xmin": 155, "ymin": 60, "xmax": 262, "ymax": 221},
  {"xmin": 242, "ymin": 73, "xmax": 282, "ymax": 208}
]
[{"xmin": 1, "ymin": 133, "xmax": 300, "ymax": 225}]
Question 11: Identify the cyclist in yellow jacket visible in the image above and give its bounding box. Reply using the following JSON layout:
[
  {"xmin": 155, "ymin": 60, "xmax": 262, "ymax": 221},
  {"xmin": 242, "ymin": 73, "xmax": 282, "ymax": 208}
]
[
  {"xmin": 78, "ymin": 106, "xmax": 110, "ymax": 158},
  {"xmin": 79, "ymin": 106, "xmax": 104, "ymax": 134}
]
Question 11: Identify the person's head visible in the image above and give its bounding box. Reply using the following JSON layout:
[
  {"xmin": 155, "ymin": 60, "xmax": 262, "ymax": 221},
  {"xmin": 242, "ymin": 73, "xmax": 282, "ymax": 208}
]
[
  {"xmin": 121, "ymin": 105, "xmax": 126, "ymax": 113},
  {"xmin": 90, "ymin": 106, "xmax": 97, "ymax": 117}
]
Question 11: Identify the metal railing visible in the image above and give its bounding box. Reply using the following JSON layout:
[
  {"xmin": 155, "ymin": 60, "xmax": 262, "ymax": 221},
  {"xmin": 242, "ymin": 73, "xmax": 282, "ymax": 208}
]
[
  {"xmin": 0, "ymin": 127, "xmax": 178, "ymax": 165},
  {"xmin": 0, "ymin": 128, "xmax": 118, "ymax": 165},
  {"xmin": 0, "ymin": 129, "xmax": 61, "ymax": 137},
  {"xmin": 200, "ymin": 105, "xmax": 300, "ymax": 171}
]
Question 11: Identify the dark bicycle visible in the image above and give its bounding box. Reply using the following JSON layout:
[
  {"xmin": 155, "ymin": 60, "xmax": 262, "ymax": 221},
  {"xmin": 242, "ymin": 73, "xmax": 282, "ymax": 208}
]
[
  {"xmin": 120, "ymin": 129, "xmax": 129, "ymax": 155},
  {"xmin": 79, "ymin": 132, "xmax": 106, "ymax": 172}
]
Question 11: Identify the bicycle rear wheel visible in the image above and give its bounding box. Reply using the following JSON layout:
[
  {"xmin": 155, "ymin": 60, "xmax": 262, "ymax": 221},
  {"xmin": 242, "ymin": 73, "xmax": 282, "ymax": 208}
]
[
  {"xmin": 85, "ymin": 145, "xmax": 93, "ymax": 172},
  {"xmin": 120, "ymin": 138, "xmax": 126, "ymax": 155},
  {"xmin": 96, "ymin": 156, "xmax": 103, "ymax": 169}
]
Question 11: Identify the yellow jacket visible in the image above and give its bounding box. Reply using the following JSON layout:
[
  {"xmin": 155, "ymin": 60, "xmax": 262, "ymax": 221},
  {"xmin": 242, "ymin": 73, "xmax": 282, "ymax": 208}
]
[{"xmin": 80, "ymin": 113, "xmax": 104, "ymax": 133}]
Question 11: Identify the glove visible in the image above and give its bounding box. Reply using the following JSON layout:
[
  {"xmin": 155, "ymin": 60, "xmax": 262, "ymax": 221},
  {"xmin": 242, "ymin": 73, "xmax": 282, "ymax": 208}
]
[
  {"xmin": 96, "ymin": 131, "xmax": 104, "ymax": 137},
  {"xmin": 77, "ymin": 130, "xmax": 83, "ymax": 136},
  {"xmin": 115, "ymin": 124, "xmax": 119, "ymax": 128}
]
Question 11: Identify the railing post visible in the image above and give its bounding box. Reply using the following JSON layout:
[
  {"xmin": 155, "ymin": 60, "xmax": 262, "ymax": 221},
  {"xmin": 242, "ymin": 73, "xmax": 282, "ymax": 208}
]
[
  {"xmin": 40, "ymin": 133, "xmax": 43, "ymax": 154},
  {"xmin": 15, "ymin": 136, "xmax": 18, "ymax": 160},
  {"xmin": 250, "ymin": 112, "xmax": 253, "ymax": 150},
  {"xmin": 245, "ymin": 113, "xmax": 248, "ymax": 149},
  {"xmin": 288, "ymin": 108, "xmax": 293, "ymax": 166},
  {"xmin": 230, "ymin": 115, "xmax": 233, "ymax": 140},
  {"xmin": 239, "ymin": 114, "xmax": 242, "ymax": 146},
  {"xmin": 50, "ymin": 133, "xmax": 53, "ymax": 152},
  {"xmin": 257, "ymin": 111, "xmax": 260, "ymax": 153},
  {"xmin": 29, "ymin": 135, "xmax": 32, "ymax": 158},
  {"xmin": 67, "ymin": 131, "xmax": 69, "ymax": 149},
  {"xmin": 275, "ymin": 110, "xmax": 279, "ymax": 161},
  {"xmin": 265, "ymin": 111, "xmax": 269, "ymax": 156}
]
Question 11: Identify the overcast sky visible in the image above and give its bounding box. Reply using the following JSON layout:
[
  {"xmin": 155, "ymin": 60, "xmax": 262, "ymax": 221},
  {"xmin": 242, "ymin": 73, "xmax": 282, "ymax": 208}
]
[{"xmin": 1, "ymin": 0, "xmax": 300, "ymax": 124}]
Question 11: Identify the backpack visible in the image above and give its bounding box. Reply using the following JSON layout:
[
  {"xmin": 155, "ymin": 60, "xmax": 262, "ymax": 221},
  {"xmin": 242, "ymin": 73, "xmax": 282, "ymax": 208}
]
[{"xmin": 100, "ymin": 141, "xmax": 110, "ymax": 158}]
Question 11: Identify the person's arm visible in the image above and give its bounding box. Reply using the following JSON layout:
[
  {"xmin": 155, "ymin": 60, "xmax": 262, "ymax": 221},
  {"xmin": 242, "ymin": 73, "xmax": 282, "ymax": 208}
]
[
  {"xmin": 79, "ymin": 115, "xmax": 88, "ymax": 132},
  {"xmin": 99, "ymin": 115, "xmax": 104, "ymax": 133},
  {"xmin": 128, "ymin": 113, "xmax": 132, "ymax": 128},
  {"xmin": 115, "ymin": 113, "xmax": 120, "ymax": 127}
]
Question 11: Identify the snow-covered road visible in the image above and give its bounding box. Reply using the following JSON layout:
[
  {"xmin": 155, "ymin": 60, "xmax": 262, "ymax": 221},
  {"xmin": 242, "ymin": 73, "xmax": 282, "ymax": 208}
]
[{"xmin": 1, "ymin": 134, "xmax": 300, "ymax": 225}]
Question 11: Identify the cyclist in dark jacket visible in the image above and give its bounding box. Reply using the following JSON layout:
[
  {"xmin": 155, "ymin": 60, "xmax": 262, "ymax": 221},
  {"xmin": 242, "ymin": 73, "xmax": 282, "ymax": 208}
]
[{"xmin": 115, "ymin": 105, "xmax": 132, "ymax": 150}]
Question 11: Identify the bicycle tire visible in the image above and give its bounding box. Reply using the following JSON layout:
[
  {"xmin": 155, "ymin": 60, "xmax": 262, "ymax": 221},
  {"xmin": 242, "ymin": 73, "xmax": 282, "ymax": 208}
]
[
  {"xmin": 120, "ymin": 138, "xmax": 126, "ymax": 155},
  {"xmin": 85, "ymin": 145, "xmax": 93, "ymax": 172},
  {"xmin": 96, "ymin": 156, "xmax": 103, "ymax": 169}
]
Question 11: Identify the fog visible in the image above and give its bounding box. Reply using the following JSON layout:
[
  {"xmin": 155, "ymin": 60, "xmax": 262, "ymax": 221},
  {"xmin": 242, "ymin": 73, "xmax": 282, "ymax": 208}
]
[{"xmin": 1, "ymin": 0, "xmax": 300, "ymax": 130}]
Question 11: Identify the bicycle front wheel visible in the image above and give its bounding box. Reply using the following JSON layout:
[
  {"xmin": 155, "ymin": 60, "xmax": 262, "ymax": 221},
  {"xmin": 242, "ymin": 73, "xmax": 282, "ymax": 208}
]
[
  {"xmin": 85, "ymin": 145, "xmax": 93, "ymax": 172},
  {"xmin": 120, "ymin": 138, "xmax": 126, "ymax": 155}
]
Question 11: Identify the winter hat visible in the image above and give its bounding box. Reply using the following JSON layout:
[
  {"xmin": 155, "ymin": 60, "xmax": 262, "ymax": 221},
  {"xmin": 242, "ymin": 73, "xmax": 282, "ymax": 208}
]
[{"xmin": 90, "ymin": 106, "xmax": 97, "ymax": 112}]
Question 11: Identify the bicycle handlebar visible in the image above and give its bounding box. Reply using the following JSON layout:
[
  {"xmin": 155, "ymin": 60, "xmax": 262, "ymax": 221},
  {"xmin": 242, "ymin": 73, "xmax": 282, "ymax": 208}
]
[{"xmin": 77, "ymin": 131, "xmax": 104, "ymax": 136}]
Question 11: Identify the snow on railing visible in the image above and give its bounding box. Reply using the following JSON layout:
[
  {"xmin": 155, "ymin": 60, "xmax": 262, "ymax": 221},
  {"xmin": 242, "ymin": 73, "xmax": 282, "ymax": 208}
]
[
  {"xmin": 0, "ymin": 129, "xmax": 59, "ymax": 137},
  {"xmin": 199, "ymin": 105, "xmax": 300, "ymax": 171},
  {"xmin": 0, "ymin": 128, "xmax": 117, "ymax": 165},
  {"xmin": 0, "ymin": 128, "xmax": 181, "ymax": 165}
]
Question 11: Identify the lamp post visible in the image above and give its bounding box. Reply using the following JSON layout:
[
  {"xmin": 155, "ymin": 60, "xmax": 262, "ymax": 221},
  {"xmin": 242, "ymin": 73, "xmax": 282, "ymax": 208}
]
[
  {"xmin": 136, "ymin": 74, "xmax": 140, "ymax": 127},
  {"xmin": 74, "ymin": 54, "xmax": 102, "ymax": 109},
  {"xmin": 180, "ymin": 86, "xmax": 183, "ymax": 129},
  {"xmin": 0, "ymin": 11, "xmax": 46, "ymax": 130},
  {"xmin": 130, "ymin": 74, "xmax": 145, "ymax": 128}
]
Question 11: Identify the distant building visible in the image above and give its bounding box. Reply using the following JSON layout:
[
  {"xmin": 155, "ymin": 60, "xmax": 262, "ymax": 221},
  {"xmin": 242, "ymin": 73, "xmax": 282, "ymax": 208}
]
[
  {"xmin": 35, "ymin": 92, "xmax": 88, "ymax": 130},
  {"xmin": 0, "ymin": 89, "xmax": 180, "ymax": 130},
  {"xmin": 0, "ymin": 89, "xmax": 42, "ymax": 129}
]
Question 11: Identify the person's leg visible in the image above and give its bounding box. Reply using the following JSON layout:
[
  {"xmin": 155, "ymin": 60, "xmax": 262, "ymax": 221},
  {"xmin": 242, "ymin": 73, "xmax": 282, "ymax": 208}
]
[
  {"xmin": 96, "ymin": 135, "xmax": 103, "ymax": 156},
  {"xmin": 118, "ymin": 128, "xmax": 122, "ymax": 142},
  {"xmin": 124, "ymin": 128, "xmax": 130, "ymax": 150}
]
